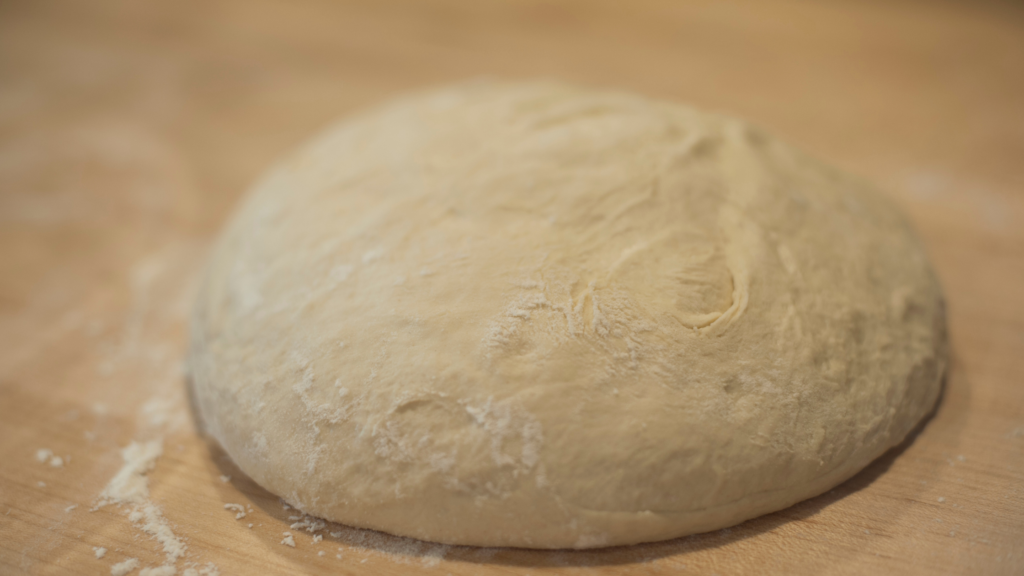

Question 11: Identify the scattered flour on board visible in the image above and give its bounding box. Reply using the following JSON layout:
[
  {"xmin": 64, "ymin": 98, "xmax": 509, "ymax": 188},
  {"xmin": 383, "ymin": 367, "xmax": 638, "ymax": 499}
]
[
  {"xmin": 282, "ymin": 511, "xmax": 451, "ymax": 568},
  {"xmin": 35, "ymin": 448, "xmax": 64, "ymax": 468},
  {"xmin": 94, "ymin": 440, "xmax": 187, "ymax": 573},
  {"xmin": 86, "ymin": 246, "xmax": 220, "ymax": 576}
]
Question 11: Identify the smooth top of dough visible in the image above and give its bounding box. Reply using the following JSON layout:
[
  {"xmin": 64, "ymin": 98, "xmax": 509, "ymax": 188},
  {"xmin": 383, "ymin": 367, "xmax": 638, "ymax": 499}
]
[{"xmin": 189, "ymin": 80, "xmax": 946, "ymax": 548}]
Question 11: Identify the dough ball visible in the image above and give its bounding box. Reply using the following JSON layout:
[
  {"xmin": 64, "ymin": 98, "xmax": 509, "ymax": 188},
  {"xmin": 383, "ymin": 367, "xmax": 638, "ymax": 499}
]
[{"xmin": 189, "ymin": 80, "xmax": 946, "ymax": 548}]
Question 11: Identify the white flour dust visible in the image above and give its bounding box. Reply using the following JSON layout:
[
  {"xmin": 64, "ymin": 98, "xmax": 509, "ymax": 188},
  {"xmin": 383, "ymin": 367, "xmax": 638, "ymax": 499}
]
[
  {"xmin": 278, "ymin": 509, "xmax": 451, "ymax": 568},
  {"xmin": 87, "ymin": 244, "xmax": 217, "ymax": 575},
  {"xmin": 94, "ymin": 440, "xmax": 187, "ymax": 569}
]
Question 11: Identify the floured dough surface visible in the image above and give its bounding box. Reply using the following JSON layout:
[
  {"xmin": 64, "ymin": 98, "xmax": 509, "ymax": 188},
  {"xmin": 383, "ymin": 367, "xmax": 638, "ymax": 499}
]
[{"xmin": 189, "ymin": 80, "xmax": 946, "ymax": 548}]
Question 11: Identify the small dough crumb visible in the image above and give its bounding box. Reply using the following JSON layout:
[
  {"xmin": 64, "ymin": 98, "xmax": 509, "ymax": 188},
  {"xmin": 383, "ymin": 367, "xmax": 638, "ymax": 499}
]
[
  {"xmin": 36, "ymin": 449, "xmax": 53, "ymax": 463},
  {"xmin": 94, "ymin": 546, "xmax": 107, "ymax": 559},
  {"xmin": 290, "ymin": 516, "xmax": 325, "ymax": 533},
  {"xmin": 281, "ymin": 532, "xmax": 295, "ymax": 547},
  {"xmin": 111, "ymin": 558, "xmax": 139, "ymax": 576},
  {"xmin": 49, "ymin": 456, "xmax": 64, "ymax": 468},
  {"xmin": 223, "ymin": 503, "xmax": 246, "ymax": 519}
]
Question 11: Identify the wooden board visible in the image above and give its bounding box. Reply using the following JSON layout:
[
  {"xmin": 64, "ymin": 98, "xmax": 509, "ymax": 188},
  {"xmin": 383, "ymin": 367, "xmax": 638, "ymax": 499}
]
[{"xmin": 2, "ymin": 0, "xmax": 1023, "ymax": 574}]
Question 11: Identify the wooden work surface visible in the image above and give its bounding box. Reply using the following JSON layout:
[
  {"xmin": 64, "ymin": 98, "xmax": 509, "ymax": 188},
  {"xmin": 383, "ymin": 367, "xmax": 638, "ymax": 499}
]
[{"xmin": 1, "ymin": 0, "xmax": 1023, "ymax": 574}]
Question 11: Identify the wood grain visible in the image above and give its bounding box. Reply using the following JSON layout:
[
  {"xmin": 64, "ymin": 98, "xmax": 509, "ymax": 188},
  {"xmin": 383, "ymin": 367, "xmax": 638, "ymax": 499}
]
[{"xmin": 1, "ymin": 0, "xmax": 1022, "ymax": 574}]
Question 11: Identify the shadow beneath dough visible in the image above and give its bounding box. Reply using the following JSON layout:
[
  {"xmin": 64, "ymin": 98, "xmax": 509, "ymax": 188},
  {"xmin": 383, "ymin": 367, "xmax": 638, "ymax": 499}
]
[
  {"xmin": 185, "ymin": 352, "xmax": 960, "ymax": 570},
  {"xmin": 452, "ymin": 364, "xmax": 952, "ymax": 569}
]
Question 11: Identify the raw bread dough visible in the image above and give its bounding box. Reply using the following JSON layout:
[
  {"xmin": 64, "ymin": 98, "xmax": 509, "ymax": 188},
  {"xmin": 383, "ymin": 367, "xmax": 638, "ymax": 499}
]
[{"xmin": 189, "ymin": 80, "xmax": 946, "ymax": 549}]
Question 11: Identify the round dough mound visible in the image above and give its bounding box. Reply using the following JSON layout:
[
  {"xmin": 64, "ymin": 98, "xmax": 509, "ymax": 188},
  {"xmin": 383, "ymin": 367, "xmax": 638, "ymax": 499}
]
[{"xmin": 189, "ymin": 81, "xmax": 946, "ymax": 549}]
